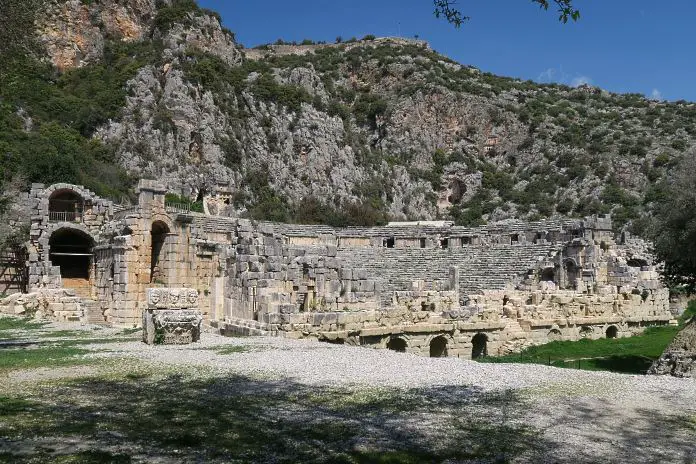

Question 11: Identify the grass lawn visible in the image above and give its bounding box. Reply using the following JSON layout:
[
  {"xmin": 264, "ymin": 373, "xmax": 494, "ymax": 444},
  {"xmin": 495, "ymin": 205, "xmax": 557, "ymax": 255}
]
[
  {"xmin": 0, "ymin": 316, "xmax": 139, "ymax": 375},
  {"xmin": 479, "ymin": 325, "xmax": 681, "ymax": 374}
]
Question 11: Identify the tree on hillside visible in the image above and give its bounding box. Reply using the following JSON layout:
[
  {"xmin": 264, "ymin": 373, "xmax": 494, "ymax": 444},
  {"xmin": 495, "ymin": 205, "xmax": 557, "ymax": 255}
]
[
  {"xmin": 0, "ymin": 0, "xmax": 43, "ymax": 61},
  {"xmin": 433, "ymin": 0, "xmax": 580, "ymax": 27},
  {"xmin": 649, "ymin": 150, "xmax": 696, "ymax": 292}
]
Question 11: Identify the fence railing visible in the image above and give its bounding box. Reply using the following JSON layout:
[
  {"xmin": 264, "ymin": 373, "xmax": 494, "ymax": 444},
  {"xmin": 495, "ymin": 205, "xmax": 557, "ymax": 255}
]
[
  {"xmin": 112, "ymin": 205, "xmax": 138, "ymax": 220},
  {"xmin": 165, "ymin": 202, "xmax": 192, "ymax": 213},
  {"xmin": 48, "ymin": 211, "xmax": 82, "ymax": 222}
]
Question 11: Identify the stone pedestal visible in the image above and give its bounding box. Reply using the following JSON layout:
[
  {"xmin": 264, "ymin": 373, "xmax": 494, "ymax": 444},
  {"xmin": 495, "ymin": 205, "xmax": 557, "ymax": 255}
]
[{"xmin": 142, "ymin": 288, "xmax": 202, "ymax": 345}]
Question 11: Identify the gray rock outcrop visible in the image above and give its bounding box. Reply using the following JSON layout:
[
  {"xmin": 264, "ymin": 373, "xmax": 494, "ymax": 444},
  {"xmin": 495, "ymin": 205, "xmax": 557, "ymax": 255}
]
[{"xmin": 649, "ymin": 320, "xmax": 696, "ymax": 378}]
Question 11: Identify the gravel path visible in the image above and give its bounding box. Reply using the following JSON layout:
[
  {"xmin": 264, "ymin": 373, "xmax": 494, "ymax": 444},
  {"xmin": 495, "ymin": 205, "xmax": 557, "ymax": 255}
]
[
  {"xmin": 92, "ymin": 331, "xmax": 696, "ymax": 463},
  {"xmin": 4, "ymin": 321, "xmax": 696, "ymax": 463}
]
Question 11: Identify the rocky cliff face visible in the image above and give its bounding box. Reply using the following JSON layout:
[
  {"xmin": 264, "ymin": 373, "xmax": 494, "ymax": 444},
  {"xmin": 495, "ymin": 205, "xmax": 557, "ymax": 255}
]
[
  {"xmin": 33, "ymin": 0, "xmax": 696, "ymax": 228},
  {"xmin": 38, "ymin": 0, "xmax": 159, "ymax": 71}
]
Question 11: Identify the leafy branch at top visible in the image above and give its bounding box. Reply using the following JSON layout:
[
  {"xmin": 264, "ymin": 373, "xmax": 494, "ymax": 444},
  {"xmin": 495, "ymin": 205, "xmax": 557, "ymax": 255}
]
[{"xmin": 433, "ymin": 0, "xmax": 580, "ymax": 27}]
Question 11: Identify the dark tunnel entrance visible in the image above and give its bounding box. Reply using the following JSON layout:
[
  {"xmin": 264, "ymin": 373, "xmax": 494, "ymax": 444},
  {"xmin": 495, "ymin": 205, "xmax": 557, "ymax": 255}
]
[{"xmin": 49, "ymin": 228, "xmax": 93, "ymax": 295}]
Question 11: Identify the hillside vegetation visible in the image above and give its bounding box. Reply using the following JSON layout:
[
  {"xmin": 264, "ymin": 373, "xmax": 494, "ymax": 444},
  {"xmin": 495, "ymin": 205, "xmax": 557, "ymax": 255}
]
[{"xmin": 1, "ymin": 0, "xmax": 694, "ymax": 231}]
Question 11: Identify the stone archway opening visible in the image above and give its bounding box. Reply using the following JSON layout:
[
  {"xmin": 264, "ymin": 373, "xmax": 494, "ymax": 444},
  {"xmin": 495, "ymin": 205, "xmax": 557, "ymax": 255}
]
[
  {"xmin": 48, "ymin": 189, "xmax": 84, "ymax": 222},
  {"xmin": 150, "ymin": 221, "xmax": 170, "ymax": 284},
  {"xmin": 429, "ymin": 336, "xmax": 448, "ymax": 358},
  {"xmin": 386, "ymin": 337, "xmax": 407, "ymax": 353},
  {"xmin": 471, "ymin": 333, "xmax": 488, "ymax": 359},
  {"xmin": 564, "ymin": 259, "xmax": 581, "ymax": 290},
  {"xmin": 49, "ymin": 228, "xmax": 93, "ymax": 296},
  {"xmin": 541, "ymin": 267, "xmax": 555, "ymax": 283},
  {"xmin": 606, "ymin": 326, "xmax": 618, "ymax": 339}
]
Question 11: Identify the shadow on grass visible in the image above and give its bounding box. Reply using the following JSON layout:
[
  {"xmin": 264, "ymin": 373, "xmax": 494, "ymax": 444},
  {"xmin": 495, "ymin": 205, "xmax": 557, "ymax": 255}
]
[
  {"xmin": 0, "ymin": 374, "xmax": 552, "ymax": 463},
  {"xmin": 585, "ymin": 355, "xmax": 654, "ymax": 374}
]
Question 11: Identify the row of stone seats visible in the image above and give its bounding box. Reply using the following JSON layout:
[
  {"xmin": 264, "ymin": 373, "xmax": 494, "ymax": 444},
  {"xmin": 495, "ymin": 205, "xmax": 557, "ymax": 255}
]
[
  {"xmin": 335, "ymin": 243, "xmax": 561, "ymax": 302},
  {"xmin": 259, "ymin": 218, "xmax": 583, "ymax": 241}
]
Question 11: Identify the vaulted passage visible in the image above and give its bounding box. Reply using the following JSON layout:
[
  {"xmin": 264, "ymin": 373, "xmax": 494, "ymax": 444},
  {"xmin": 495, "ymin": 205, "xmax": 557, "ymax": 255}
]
[
  {"xmin": 150, "ymin": 221, "xmax": 169, "ymax": 284},
  {"xmin": 386, "ymin": 337, "xmax": 407, "ymax": 353},
  {"xmin": 606, "ymin": 326, "xmax": 618, "ymax": 339},
  {"xmin": 471, "ymin": 333, "xmax": 488, "ymax": 359},
  {"xmin": 49, "ymin": 228, "xmax": 93, "ymax": 297},
  {"xmin": 429, "ymin": 336, "xmax": 448, "ymax": 357}
]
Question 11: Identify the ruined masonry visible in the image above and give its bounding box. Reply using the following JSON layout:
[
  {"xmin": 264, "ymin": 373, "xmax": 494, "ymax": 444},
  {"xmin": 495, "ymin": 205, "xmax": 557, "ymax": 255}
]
[
  {"xmin": 0, "ymin": 180, "xmax": 675, "ymax": 357},
  {"xmin": 142, "ymin": 288, "xmax": 202, "ymax": 345}
]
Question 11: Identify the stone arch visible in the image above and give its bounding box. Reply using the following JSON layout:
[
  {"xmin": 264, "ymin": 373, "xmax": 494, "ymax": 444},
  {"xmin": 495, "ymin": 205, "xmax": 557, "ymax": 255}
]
[
  {"xmin": 386, "ymin": 336, "xmax": 407, "ymax": 353},
  {"xmin": 429, "ymin": 335, "xmax": 448, "ymax": 357},
  {"xmin": 579, "ymin": 326, "xmax": 593, "ymax": 338},
  {"xmin": 471, "ymin": 332, "xmax": 488, "ymax": 359},
  {"xmin": 150, "ymin": 213, "xmax": 175, "ymax": 233},
  {"xmin": 44, "ymin": 183, "xmax": 93, "ymax": 201},
  {"xmin": 606, "ymin": 325, "xmax": 618, "ymax": 339},
  {"xmin": 43, "ymin": 184, "xmax": 97, "ymax": 219},
  {"xmin": 150, "ymin": 220, "xmax": 171, "ymax": 284},
  {"xmin": 42, "ymin": 222, "xmax": 95, "ymax": 245},
  {"xmin": 548, "ymin": 328, "xmax": 563, "ymax": 341}
]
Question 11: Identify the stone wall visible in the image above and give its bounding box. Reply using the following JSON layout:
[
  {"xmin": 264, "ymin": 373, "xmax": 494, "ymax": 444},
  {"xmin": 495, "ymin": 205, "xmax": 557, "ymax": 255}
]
[{"xmin": 13, "ymin": 181, "xmax": 675, "ymax": 358}]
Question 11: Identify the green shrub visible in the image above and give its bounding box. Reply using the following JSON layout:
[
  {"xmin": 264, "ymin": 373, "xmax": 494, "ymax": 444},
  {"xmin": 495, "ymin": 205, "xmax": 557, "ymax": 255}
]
[
  {"xmin": 251, "ymin": 74, "xmax": 312, "ymax": 113},
  {"xmin": 352, "ymin": 93, "xmax": 388, "ymax": 128},
  {"xmin": 680, "ymin": 300, "xmax": 696, "ymax": 324},
  {"xmin": 164, "ymin": 193, "xmax": 204, "ymax": 213},
  {"xmin": 153, "ymin": 0, "xmax": 220, "ymax": 33}
]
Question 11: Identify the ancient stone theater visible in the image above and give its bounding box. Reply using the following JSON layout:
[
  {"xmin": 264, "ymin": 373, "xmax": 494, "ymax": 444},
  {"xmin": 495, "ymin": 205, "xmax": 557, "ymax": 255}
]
[{"xmin": 0, "ymin": 180, "xmax": 674, "ymax": 357}]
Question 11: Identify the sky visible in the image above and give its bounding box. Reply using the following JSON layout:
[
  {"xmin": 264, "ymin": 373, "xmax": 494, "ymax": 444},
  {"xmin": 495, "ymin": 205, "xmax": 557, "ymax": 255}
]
[{"xmin": 197, "ymin": 1, "xmax": 696, "ymax": 102}]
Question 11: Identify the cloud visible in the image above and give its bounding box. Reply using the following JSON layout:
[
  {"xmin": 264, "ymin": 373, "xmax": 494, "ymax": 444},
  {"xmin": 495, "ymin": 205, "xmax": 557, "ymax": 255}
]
[
  {"xmin": 537, "ymin": 67, "xmax": 559, "ymax": 82},
  {"xmin": 536, "ymin": 67, "xmax": 592, "ymax": 88},
  {"xmin": 649, "ymin": 88, "xmax": 663, "ymax": 101},
  {"xmin": 570, "ymin": 76, "xmax": 592, "ymax": 87}
]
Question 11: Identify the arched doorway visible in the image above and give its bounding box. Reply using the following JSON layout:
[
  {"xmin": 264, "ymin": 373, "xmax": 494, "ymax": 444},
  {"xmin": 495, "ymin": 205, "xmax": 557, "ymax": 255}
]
[
  {"xmin": 49, "ymin": 228, "xmax": 93, "ymax": 297},
  {"xmin": 386, "ymin": 337, "xmax": 407, "ymax": 353},
  {"xmin": 48, "ymin": 189, "xmax": 84, "ymax": 222},
  {"xmin": 564, "ymin": 259, "xmax": 581, "ymax": 290},
  {"xmin": 150, "ymin": 221, "xmax": 170, "ymax": 284},
  {"xmin": 540, "ymin": 267, "xmax": 555, "ymax": 283},
  {"xmin": 471, "ymin": 333, "xmax": 488, "ymax": 359},
  {"xmin": 606, "ymin": 326, "xmax": 618, "ymax": 339},
  {"xmin": 430, "ymin": 336, "xmax": 448, "ymax": 357}
]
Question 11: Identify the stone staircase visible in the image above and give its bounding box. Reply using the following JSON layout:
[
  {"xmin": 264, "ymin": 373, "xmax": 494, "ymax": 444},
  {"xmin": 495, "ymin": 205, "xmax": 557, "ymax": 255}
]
[
  {"xmin": 62, "ymin": 278, "xmax": 91, "ymax": 299},
  {"xmin": 502, "ymin": 319, "xmax": 528, "ymax": 341},
  {"xmin": 499, "ymin": 319, "xmax": 534, "ymax": 354},
  {"xmin": 81, "ymin": 299, "xmax": 107, "ymax": 325}
]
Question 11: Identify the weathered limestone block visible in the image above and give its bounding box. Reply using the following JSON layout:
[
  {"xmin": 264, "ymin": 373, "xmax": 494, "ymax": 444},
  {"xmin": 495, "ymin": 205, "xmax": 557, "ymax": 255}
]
[
  {"xmin": 142, "ymin": 288, "xmax": 202, "ymax": 345},
  {"xmin": 649, "ymin": 319, "xmax": 696, "ymax": 378},
  {"xmin": 142, "ymin": 309, "xmax": 203, "ymax": 345}
]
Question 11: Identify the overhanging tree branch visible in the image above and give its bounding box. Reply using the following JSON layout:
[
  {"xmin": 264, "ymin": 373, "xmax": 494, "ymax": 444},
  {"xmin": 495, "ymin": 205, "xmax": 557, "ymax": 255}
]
[{"xmin": 433, "ymin": 0, "xmax": 580, "ymax": 27}]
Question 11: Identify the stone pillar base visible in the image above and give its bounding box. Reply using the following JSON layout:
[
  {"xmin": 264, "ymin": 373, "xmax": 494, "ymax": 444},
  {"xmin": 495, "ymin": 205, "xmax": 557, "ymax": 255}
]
[
  {"xmin": 142, "ymin": 288, "xmax": 202, "ymax": 345},
  {"xmin": 142, "ymin": 309, "xmax": 203, "ymax": 345}
]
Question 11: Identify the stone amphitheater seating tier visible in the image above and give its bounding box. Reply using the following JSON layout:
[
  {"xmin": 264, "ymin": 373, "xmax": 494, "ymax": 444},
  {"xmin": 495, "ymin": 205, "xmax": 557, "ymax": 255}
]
[{"xmin": 336, "ymin": 244, "xmax": 561, "ymax": 303}]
